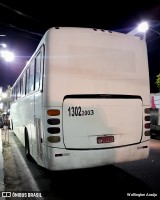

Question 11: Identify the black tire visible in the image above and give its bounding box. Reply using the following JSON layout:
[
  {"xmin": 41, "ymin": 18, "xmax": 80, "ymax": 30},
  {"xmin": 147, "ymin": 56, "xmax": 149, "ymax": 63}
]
[{"xmin": 25, "ymin": 130, "xmax": 32, "ymax": 160}]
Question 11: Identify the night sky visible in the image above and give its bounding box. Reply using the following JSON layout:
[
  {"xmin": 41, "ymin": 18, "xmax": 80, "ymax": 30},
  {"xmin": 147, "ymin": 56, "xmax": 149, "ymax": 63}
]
[{"xmin": 0, "ymin": 1, "xmax": 160, "ymax": 92}]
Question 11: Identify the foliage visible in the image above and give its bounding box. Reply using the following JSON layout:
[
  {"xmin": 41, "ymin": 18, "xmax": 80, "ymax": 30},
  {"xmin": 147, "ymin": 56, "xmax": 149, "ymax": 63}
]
[{"xmin": 155, "ymin": 73, "xmax": 160, "ymax": 90}]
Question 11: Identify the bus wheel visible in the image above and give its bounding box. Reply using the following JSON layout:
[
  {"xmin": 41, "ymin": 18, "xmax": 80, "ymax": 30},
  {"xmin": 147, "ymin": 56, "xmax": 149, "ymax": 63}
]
[{"xmin": 25, "ymin": 130, "xmax": 32, "ymax": 160}]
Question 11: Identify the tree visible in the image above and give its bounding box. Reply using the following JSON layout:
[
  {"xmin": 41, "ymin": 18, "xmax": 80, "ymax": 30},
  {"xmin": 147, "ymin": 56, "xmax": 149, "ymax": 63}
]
[{"xmin": 155, "ymin": 73, "xmax": 160, "ymax": 91}]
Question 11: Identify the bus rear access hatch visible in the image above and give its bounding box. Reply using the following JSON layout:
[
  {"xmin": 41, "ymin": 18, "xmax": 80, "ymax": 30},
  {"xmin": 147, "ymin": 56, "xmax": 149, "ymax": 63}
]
[{"xmin": 63, "ymin": 96, "xmax": 142, "ymax": 149}]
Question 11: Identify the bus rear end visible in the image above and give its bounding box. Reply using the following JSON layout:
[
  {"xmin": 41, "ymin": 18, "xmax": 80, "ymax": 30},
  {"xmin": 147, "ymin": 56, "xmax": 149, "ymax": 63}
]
[
  {"xmin": 44, "ymin": 27, "xmax": 150, "ymax": 170},
  {"xmin": 45, "ymin": 95, "xmax": 150, "ymax": 170}
]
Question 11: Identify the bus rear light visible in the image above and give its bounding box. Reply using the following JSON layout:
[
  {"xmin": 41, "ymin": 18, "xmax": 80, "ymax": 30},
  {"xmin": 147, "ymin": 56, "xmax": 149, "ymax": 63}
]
[
  {"xmin": 48, "ymin": 127, "xmax": 60, "ymax": 134},
  {"xmin": 47, "ymin": 118, "xmax": 60, "ymax": 125},
  {"xmin": 144, "ymin": 108, "xmax": 150, "ymax": 114},
  {"xmin": 47, "ymin": 109, "xmax": 60, "ymax": 116},
  {"xmin": 144, "ymin": 115, "xmax": 150, "ymax": 121},
  {"xmin": 47, "ymin": 136, "xmax": 61, "ymax": 143},
  {"xmin": 145, "ymin": 123, "xmax": 150, "ymax": 129},
  {"xmin": 144, "ymin": 130, "xmax": 150, "ymax": 136}
]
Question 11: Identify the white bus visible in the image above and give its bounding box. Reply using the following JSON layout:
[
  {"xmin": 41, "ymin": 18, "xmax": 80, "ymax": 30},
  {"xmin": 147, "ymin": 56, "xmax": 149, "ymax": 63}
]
[{"xmin": 10, "ymin": 27, "xmax": 151, "ymax": 171}]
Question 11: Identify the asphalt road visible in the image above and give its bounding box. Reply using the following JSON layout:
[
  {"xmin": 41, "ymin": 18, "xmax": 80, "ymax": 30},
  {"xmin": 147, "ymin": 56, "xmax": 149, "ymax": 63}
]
[{"xmin": 2, "ymin": 131, "xmax": 160, "ymax": 200}]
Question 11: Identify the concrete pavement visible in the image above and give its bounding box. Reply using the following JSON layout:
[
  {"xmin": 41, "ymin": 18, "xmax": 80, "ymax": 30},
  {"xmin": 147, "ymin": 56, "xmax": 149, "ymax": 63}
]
[{"xmin": 0, "ymin": 128, "xmax": 5, "ymax": 198}]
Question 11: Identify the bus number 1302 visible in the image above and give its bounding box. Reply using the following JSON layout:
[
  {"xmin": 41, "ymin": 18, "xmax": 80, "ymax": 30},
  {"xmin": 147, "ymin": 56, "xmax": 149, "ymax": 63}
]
[{"xmin": 68, "ymin": 107, "xmax": 94, "ymax": 117}]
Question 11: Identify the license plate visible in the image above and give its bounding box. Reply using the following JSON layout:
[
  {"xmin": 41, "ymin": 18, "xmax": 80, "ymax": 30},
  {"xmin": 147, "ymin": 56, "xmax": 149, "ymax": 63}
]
[{"xmin": 97, "ymin": 136, "xmax": 114, "ymax": 144}]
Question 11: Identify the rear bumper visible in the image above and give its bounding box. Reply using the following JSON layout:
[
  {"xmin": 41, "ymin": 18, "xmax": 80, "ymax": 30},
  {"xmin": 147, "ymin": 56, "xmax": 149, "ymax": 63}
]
[{"xmin": 45, "ymin": 140, "xmax": 150, "ymax": 171}]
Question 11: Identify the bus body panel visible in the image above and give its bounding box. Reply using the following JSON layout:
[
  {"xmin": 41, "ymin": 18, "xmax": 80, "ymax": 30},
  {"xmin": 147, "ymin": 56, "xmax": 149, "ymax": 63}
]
[
  {"xmin": 10, "ymin": 91, "xmax": 44, "ymax": 164},
  {"xmin": 45, "ymin": 140, "xmax": 150, "ymax": 171},
  {"xmin": 63, "ymin": 98, "xmax": 142, "ymax": 149},
  {"xmin": 45, "ymin": 28, "xmax": 150, "ymax": 107}
]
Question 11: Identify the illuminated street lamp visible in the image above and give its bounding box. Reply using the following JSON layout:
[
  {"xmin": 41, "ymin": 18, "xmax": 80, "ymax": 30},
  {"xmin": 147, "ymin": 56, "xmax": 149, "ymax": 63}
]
[
  {"xmin": 0, "ymin": 35, "xmax": 7, "ymax": 48},
  {"xmin": 0, "ymin": 42, "xmax": 14, "ymax": 62},
  {"xmin": 0, "ymin": 43, "xmax": 7, "ymax": 48},
  {"xmin": 0, "ymin": 50, "xmax": 15, "ymax": 62},
  {"xmin": 128, "ymin": 21, "xmax": 160, "ymax": 41},
  {"xmin": 137, "ymin": 21, "xmax": 149, "ymax": 33},
  {"xmin": 0, "ymin": 35, "xmax": 15, "ymax": 62},
  {"xmin": 128, "ymin": 21, "xmax": 149, "ymax": 40}
]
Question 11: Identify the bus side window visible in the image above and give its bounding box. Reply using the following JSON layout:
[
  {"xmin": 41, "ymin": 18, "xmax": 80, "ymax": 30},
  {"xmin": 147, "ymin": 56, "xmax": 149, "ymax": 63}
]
[
  {"xmin": 17, "ymin": 81, "xmax": 21, "ymax": 99},
  {"xmin": 29, "ymin": 61, "xmax": 35, "ymax": 92},
  {"xmin": 22, "ymin": 73, "xmax": 26, "ymax": 97},
  {"xmin": 35, "ymin": 51, "xmax": 41, "ymax": 91},
  {"xmin": 26, "ymin": 61, "xmax": 35, "ymax": 94},
  {"xmin": 26, "ymin": 68, "xmax": 30, "ymax": 95}
]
